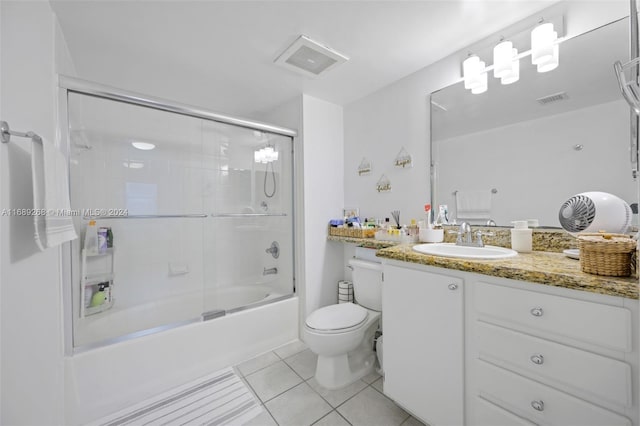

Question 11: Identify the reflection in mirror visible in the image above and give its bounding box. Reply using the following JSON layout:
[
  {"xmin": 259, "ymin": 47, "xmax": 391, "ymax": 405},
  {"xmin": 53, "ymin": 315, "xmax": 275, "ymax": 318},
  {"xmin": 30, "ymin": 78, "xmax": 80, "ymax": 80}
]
[{"xmin": 430, "ymin": 17, "xmax": 637, "ymax": 228}]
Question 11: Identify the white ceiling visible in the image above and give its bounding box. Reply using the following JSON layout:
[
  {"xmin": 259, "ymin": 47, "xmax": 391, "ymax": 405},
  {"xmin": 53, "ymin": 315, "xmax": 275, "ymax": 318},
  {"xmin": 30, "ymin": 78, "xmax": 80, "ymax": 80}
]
[{"xmin": 51, "ymin": 0, "xmax": 562, "ymax": 119}]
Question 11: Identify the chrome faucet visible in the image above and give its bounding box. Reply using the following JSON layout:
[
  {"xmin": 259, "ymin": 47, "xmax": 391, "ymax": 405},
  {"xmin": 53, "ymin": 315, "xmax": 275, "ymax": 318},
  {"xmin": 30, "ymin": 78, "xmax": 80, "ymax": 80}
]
[
  {"xmin": 457, "ymin": 222, "xmax": 472, "ymax": 245},
  {"xmin": 265, "ymin": 241, "xmax": 280, "ymax": 259},
  {"xmin": 449, "ymin": 222, "xmax": 493, "ymax": 247},
  {"xmin": 263, "ymin": 267, "xmax": 278, "ymax": 275}
]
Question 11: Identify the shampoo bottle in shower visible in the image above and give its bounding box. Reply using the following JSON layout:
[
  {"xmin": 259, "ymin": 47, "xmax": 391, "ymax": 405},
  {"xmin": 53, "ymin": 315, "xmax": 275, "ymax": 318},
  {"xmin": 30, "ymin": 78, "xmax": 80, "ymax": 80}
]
[{"xmin": 84, "ymin": 220, "xmax": 98, "ymax": 255}]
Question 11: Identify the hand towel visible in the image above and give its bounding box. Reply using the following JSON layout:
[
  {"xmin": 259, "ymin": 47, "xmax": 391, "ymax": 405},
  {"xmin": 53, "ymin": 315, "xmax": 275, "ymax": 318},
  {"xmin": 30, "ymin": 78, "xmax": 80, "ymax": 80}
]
[
  {"xmin": 455, "ymin": 190, "xmax": 492, "ymax": 220},
  {"xmin": 31, "ymin": 136, "xmax": 78, "ymax": 250}
]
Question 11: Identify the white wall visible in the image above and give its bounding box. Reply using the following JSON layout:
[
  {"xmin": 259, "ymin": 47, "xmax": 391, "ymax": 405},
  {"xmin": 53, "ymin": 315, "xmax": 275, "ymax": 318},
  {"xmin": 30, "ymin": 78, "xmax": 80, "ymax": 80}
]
[
  {"xmin": 344, "ymin": 1, "xmax": 629, "ymax": 223},
  {"xmin": 0, "ymin": 1, "xmax": 65, "ymax": 424},
  {"xmin": 260, "ymin": 95, "xmax": 345, "ymax": 329},
  {"xmin": 301, "ymin": 95, "xmax": 345, "ymax": 318}
]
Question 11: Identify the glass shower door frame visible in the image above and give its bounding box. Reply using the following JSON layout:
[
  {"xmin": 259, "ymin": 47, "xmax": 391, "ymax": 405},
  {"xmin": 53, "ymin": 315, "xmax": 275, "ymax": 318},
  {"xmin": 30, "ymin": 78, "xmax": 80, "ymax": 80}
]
[{"xmin": 58, "ymin": 76, "xmax": 298, "ymax": 355}]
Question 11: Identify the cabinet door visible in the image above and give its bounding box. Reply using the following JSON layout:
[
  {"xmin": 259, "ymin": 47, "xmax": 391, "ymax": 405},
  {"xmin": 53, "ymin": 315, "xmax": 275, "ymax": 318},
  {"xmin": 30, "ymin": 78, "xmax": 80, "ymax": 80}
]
[{"xmin": 383, "ymin": 264, "xmax": 464, "ymax": 426}]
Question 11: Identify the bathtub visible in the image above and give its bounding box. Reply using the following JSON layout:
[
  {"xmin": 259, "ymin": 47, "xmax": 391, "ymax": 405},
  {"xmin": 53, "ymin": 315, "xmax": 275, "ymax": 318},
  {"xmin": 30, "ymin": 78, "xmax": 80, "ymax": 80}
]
[
  {"xmin": 66, "ymin": 294, "xmax": 299, "ymax": 425},
  {"xmin": 74, "ymin": 283, "xmax": 288, "ymax": 349}
]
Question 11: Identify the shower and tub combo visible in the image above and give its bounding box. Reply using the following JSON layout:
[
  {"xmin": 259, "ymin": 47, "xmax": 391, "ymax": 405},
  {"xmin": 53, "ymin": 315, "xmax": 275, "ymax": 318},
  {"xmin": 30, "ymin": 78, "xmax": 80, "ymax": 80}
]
[{"xmin": 60, "ymin": 77, "xmax": 299, "ymax": 424}]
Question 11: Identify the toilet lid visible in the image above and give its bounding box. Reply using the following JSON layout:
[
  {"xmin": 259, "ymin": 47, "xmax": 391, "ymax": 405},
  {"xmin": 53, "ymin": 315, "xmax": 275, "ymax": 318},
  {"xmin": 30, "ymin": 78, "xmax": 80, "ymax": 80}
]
[{"xmin": 305, "ymin": 303, "xmax": 368, "ymax": 331}]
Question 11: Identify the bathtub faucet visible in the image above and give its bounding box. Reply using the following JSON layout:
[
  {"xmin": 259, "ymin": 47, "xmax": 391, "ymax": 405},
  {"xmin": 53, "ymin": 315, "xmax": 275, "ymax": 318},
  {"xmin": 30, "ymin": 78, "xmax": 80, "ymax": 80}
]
[{"xmin": 263, "ymin": 267, "xmax": 278, "ymax": 275}]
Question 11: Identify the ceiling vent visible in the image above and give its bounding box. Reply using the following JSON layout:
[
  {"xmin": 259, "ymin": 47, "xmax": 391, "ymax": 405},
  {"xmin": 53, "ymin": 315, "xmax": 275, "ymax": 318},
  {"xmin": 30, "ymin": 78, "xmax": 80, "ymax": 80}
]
[
  {"xmin": 274, "ymin": 35, "xmax": 349, "ymax": 78},
  {"xmin": 536, "ymin": 91, "xmax": 569, "ymax": 105}
]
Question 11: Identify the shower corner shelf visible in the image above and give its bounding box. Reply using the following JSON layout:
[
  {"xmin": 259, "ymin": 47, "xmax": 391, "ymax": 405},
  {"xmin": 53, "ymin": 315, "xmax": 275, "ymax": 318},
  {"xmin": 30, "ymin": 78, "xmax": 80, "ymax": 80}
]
[{"xmin": 80, "ymin": 248, "xmax": 115, "ymax": 318}]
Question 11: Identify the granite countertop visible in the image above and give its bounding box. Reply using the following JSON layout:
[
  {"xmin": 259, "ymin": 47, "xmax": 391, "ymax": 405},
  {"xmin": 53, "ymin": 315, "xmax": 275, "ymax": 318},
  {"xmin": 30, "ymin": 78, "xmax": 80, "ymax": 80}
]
[
  {"xmin": 376, "ymin": 244, "xmax": 639, "ymax": 300},
  {"xmin": 327, "ymin": 235, "xmax": 398, "ymax": 250}
]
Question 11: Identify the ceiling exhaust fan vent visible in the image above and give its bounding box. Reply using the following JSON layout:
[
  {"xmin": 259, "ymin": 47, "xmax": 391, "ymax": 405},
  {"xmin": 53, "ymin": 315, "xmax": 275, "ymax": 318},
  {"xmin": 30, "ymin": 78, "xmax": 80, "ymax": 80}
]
[
  {"xmin": 274, "ymin": 35, "xmax": 349, "ymax": 78},
  {"xmin": 536, "ymin": 91, "xmax": 569, "ymax": 105}
]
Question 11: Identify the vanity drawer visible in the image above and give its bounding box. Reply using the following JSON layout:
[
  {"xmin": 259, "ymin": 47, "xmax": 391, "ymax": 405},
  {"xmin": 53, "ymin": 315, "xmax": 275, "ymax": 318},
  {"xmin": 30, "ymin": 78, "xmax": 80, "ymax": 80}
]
[
  {"xmin": 474, "ymin": 396, "xmax": 536, "ymax": 426},
  {"xmin": 477, "ymin": 360, "xmax": 631, "ymax": 426},
  {"xmin": 474, "ymin": 281, "xmax": 631, "ymax": 352},
  {"xmin": 476, "ymin": 321, "xmax": 632, "ymax": 407}
]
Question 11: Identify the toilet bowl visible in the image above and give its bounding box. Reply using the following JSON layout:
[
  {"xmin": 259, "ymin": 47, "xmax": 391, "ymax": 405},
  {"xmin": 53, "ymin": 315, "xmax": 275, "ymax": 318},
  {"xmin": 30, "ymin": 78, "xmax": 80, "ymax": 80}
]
[{"xmin": 304, "ymin": 256, "xmax": 383, "ymax": 390}]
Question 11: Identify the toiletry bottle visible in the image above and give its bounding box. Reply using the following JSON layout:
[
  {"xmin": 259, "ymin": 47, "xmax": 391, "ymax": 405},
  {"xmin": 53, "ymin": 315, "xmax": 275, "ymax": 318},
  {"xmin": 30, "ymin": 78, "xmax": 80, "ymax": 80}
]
[
  {"xmin": 424, "ymin": 204, "xmax": 433, "ymax": 229},
  {"xmin": 90, "ymin": 284, "xmax": 106, "ymax": 307},
  {"xmin": 84, "ymin": 220, "xmax": 98, "ymax": 255},
  {"xmin": 409, "ymin": 219, "xmax": 418, "ymax": 237},
  {"xmin": 98, "ymin": 227, "xmax": 108, "ymax": 254},
  {"xmin": 511, "ymin": 220, "xmax": 532, "ymax": 252},
  {"xmin": 106, "ymin": 227, "xmax": 113, "ymax": 248},
  {"xmin": 435, "ymin": 205, "xmax": 449, "ymax": 225}
]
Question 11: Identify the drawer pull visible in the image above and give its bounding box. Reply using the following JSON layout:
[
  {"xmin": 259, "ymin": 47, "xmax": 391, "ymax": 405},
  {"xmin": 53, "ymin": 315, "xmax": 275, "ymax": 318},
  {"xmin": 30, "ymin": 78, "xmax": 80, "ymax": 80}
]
[
  {"xmin": 448, "ymin": 283, "xmax": 458, "ymax": 291},
  {"xmin": 530, "ymin": 307, "xmax": 544, "ymax": 317},
  {"xmin": 530, "ymin": 354, "xmax": 544, "ymax": 365},
  {"xmin": 531, "ymin": 400, "xmax": 544, "ymax": 412}
]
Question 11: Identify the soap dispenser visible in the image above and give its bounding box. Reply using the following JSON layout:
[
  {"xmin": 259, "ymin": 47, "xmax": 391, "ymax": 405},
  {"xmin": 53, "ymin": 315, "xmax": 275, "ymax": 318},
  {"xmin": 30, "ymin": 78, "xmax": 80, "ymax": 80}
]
[{"xmin": 511, "ymin": 220, "xmax": 532, "ymax": 253}]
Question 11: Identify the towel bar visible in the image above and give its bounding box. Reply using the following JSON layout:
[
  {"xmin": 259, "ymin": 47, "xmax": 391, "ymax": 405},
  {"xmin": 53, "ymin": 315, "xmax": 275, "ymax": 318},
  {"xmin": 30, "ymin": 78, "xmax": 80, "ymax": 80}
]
[
  {"xmin": 1, "ymin": 120, "xmax": 42, "ymax": 143},
  {"xmin": 452, "ymin": 188, "xmax": 498, "ymax": 195}
]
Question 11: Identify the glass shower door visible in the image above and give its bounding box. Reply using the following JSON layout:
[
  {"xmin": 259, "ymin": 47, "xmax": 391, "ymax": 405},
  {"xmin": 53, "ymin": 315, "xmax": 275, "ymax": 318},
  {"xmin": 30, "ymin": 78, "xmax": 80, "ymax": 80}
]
[
  {"xmin": 68, "ymin": 92, "xmax": 207, "ymax": 348},
  {"xmin": 202, "ymin": 120, "xmax": 294, "ymax": 315}
]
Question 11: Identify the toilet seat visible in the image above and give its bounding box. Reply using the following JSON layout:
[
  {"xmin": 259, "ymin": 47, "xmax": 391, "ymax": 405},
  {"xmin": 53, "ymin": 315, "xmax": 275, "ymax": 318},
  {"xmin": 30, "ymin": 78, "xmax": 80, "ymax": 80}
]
[{"xmin": 305, "ymin": 303, "xmax": 368, "ymax": 334}]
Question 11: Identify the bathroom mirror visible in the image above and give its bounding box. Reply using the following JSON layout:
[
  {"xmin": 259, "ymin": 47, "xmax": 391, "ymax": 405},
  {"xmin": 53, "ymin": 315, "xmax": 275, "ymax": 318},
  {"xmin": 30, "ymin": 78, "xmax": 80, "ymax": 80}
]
[{"xmin": 430, "ymin": 17, "xmax": 637, "ymax": 227}]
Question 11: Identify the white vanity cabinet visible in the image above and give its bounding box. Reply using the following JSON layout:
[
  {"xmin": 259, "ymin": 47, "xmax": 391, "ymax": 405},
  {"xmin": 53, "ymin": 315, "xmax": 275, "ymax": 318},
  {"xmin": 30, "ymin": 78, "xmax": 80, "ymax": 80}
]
[
  {"xmin": 466, "ymin": 278, "xmax": 638, "ymax": 426},
  {"xmin": 382, "ymin": 262, "xmax": 464, "ymax": 426},
  {"xmin": 380, "ymin": 259, "xmax": 638, "ymax": 426}
]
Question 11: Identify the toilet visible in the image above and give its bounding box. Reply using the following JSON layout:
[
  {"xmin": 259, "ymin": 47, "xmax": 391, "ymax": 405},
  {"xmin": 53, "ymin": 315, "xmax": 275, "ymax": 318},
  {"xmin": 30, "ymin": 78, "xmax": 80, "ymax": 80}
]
[{"xmin": 304, "ymin": 257, "xmax": 383, "ymax": 390}]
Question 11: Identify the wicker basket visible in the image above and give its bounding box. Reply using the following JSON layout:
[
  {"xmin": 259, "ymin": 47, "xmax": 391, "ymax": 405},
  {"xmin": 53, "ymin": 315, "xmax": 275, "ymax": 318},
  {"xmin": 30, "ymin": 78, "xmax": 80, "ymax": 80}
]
[
  {"xmin": 328, "ymin": 226, "xmax": 377, "ymax": 239},
  {"xmin": 577, "ymin": 233, "xmax": 637, "ymax": 277}
]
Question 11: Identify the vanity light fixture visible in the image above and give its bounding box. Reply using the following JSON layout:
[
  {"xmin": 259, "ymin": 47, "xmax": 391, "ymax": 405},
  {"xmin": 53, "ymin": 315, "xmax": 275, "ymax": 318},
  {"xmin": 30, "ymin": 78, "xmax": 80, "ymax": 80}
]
[
  {"xmin": 471, "ymin": 70, "xmax": 488, "ymax": 94},
  {"xmin": 493, "ymin": 40, "xmax": 514, "ymax": 78},
  {"xmin": 463, "ymin": 55, "xmax": 486, "ymax": 91},
  {"xmin": 501, "ymin": 48, "xmax": 520, "ymax": 84},
  {"xmin": 531, "ymin": 21, "xmax": 559, "ymax": 72},
  {"xmin": 462, "ymin": 17, "xmax": 561, "ymax": 94},
  {"xmin": 493, "ymin": 40, "xmax": 520, "ymax": 85}
]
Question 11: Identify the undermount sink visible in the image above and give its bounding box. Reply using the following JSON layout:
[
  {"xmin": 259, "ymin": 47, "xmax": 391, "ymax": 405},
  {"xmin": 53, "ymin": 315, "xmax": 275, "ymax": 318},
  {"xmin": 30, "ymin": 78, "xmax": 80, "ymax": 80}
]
[{"xmin": 413, "ymin": 243, "xmax": 518, "ymax": 260}]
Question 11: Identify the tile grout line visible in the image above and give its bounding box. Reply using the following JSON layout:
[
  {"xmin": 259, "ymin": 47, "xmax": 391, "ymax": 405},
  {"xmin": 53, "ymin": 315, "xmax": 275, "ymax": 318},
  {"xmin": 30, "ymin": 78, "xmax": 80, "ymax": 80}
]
[
  {"xmin": 310, "ymin": 409, "xmax": 354, "ymax": 426},
  {"xmin": 238, "ymin": 341, "xmax": 308, "ymax": 377},
  {"xmin": 257, "ymin": 361, "xmax": 307, "ymax": 405},
  {"xmin": 236, "ymin": 364, "xmax": 282, "ymax": 425},
  {"xmin": 237, "ymin": 344, "xmax": 411, "ymax": 426},
  {"xmin": 237, "ymin": 352, "xmax": 282, "ymax": 378}
]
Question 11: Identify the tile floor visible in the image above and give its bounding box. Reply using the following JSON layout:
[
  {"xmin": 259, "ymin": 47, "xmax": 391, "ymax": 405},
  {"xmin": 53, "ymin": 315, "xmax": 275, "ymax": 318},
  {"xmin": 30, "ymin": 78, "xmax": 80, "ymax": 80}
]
[{"xmin": 236, "ymin": 340, "xmax": 427, "ymax": 426}]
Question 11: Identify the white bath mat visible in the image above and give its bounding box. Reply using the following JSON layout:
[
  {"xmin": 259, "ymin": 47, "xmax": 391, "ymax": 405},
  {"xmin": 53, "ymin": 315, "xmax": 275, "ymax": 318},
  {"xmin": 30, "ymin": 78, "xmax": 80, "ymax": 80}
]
[{"xmin": 92, "ymin": 367, "xmax": 262, "ymax": 426}]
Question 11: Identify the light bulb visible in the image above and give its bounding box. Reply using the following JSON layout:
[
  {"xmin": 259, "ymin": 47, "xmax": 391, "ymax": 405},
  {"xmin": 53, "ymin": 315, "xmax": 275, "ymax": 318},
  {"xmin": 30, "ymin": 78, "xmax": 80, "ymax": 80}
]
[
  {"xmin": 471, "ymin": 71, "xmax": 488, "ymax": 94},
  {"xmin": 493, "ymin": 40, "xmax": 514, "ymax": 79},
  {"xmin": 531, "ymin": 22, "xmax": 557, "ymax": 66},
  {"xmin": 537, "ymin": 43, "xmax": 559, "ymax": 72},
  {"xmin": 501, "ymin": 48, "xmax": 520, "ymax": 85},
  {"xmin": 463, "ymin": 55, "xmax": 485, "ymax": 90}
]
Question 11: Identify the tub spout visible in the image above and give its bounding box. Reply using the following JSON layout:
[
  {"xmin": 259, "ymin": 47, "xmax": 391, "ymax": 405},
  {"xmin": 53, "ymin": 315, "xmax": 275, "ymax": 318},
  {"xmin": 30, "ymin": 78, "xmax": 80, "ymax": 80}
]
[{"xmin": 263, "ymin": 267, "xmax": 278, "ymax": 275}]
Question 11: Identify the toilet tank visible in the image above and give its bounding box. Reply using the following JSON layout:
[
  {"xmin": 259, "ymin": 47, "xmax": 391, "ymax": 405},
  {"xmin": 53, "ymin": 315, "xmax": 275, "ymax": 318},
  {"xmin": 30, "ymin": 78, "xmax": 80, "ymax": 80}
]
[{"xmin": 349, "ymin": 258, "xmax": 383, "ymax": 311}]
